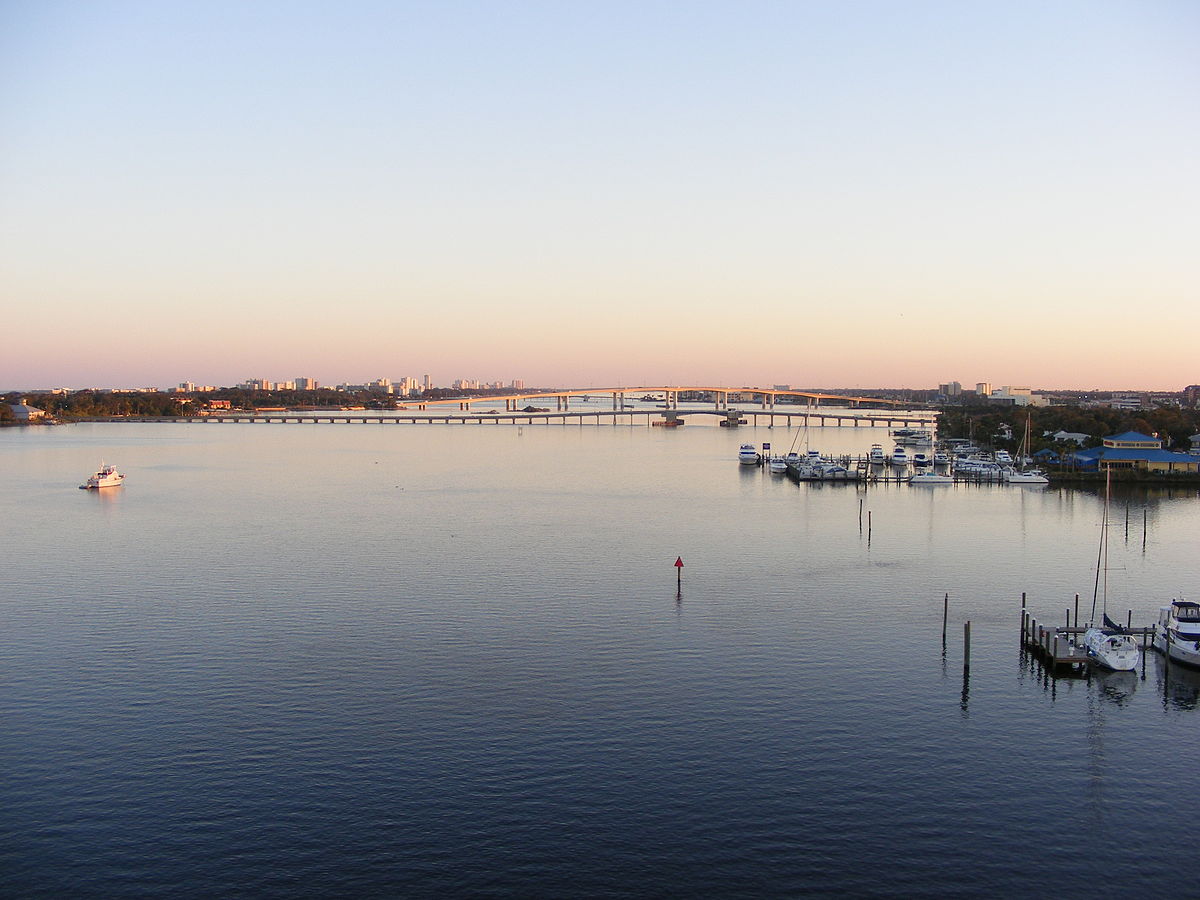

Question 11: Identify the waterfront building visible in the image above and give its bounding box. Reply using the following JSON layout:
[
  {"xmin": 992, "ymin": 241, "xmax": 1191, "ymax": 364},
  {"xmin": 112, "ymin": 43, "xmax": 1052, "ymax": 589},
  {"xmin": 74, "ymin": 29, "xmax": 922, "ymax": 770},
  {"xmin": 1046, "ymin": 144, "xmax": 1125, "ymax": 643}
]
[
  {"xmin": 8, "ymin": 400, "xmax": 46, "ymax": 421},
  {"xmin": 1072, "ymin": 431, "xmax": 1199, "ymax": 473}
]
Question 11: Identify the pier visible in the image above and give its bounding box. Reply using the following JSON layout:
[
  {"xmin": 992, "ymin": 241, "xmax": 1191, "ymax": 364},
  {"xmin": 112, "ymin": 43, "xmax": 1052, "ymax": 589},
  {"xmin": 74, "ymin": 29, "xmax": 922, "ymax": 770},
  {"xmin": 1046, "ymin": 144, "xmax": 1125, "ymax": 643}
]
[{"xmin": 1020, "ymin": 602, "xmax": 1154, "ymax": 674}]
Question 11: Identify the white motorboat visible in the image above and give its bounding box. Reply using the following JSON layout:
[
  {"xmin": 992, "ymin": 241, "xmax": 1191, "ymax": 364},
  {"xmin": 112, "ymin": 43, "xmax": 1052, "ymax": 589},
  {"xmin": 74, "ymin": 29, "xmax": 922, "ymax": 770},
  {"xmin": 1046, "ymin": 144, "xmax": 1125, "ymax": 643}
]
[
  {"xmin": 1154, "ymin": 600, "xmax": 1200, "ymax": 668},
  {"xmin": 868, "ymin": 444, "xmax": 886, "ymax": 464},
  {"xmin": 738, "ymin": 444, "xmax": 760, "ymax": 465},
  {"xmin": 812, "ymin": 463, "xmax": 858, "ymax": 481},
  {"xmin": 891, "ymin": 427, "xmax": 932, "ymax": 446},
  {"xmin": 994, "ymin": 450, "xmax": 1013, "ymax": 465},
  {"xmin": 955, "ymin": 457, "xmax": 1001, "ymax": 475},
  {"xmin": 911, "ymin": 452, "xmax": 931, "ymax": 467},
  {"xmin": 909, "ymin": 471, "xmax": 952, "ymax": 485},
  {"xmin": 768, "ymin": 457, "xmax": 788, "ymax": 474},
  {"xmin": 1004, "ymin": 468, "xmax": 1049, "ymax": 484},
  {"xmin": 933, "ymin": 452, "xmax": 952, "ymax": 466},
  {"xmin": 889, "ymin": 446, "xmax": 910, "ymax": 467},
  {"xmin": 80, "ymin": 463, "xmax": 125, "ymax": 490}
]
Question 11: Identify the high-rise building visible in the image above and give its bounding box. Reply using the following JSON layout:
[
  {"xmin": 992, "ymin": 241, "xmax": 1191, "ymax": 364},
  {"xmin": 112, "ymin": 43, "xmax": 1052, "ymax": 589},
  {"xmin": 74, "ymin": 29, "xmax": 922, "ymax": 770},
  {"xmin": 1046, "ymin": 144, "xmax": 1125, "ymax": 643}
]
[
  {"xmin": 423, "ymin": 374, "xmax": 432, "ymax": 392},
  {"xmin": 296, "ymin": 377, "xmax": 318, "ymax": 391}
]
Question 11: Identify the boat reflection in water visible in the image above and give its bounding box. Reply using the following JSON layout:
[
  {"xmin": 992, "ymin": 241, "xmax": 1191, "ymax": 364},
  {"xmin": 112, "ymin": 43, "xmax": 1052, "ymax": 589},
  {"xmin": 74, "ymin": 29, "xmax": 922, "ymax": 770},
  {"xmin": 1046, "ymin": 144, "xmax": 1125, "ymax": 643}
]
[{"xmin": 1151, "ymin": 652, "xmax": 1200, "ymax": 711}]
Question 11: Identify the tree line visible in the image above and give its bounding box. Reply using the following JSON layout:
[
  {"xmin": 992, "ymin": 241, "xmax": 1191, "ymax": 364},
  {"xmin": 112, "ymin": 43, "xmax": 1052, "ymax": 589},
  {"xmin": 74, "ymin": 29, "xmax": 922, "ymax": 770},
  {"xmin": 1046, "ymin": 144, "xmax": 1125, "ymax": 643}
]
[{"xmin": 938, "ymin": 403, "xmax": 1200, "ymax": 453}]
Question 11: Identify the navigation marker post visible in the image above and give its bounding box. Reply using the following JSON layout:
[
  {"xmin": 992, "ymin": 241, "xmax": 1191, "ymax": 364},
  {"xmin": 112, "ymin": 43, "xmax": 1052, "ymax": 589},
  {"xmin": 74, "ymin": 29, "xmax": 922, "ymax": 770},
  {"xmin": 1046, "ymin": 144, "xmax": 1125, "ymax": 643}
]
[{"xmin": 675, "ymin": 557, "xmax": 684, "ymax": 592}]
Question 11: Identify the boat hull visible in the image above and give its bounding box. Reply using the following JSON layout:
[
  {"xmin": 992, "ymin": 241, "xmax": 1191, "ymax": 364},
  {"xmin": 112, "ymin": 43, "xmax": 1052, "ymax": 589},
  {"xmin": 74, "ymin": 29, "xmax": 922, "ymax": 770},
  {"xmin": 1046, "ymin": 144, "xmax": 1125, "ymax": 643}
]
[
  {"xmin": 1004, "ymin": 471, "xmax": 1049, "ymax": 484},
  {"xmin": 1155, "ymin": 633, "xmax": 1200, "ymax": 668},
  {"xmin": 81, "ymin": 480, "xmax": 123, "ymax": 489},
  {"xmin": 909, "ymin": 473, "xmax": 952, "ymax": 485},
  {"xmin": 1152, "ymin": 602, "xmax": 1200, "ymax": 668},
  {"xmin": 1083, "ymin": 628, "xmax": 1141, "ymax": 671}
]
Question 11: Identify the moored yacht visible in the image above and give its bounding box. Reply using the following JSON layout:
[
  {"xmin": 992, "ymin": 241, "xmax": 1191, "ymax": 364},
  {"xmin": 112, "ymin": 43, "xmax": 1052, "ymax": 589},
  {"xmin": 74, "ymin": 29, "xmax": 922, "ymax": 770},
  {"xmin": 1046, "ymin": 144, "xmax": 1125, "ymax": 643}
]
[
  {"xmin": 1004, "ymin": 467, "xmax": 1049, "ymax": 484},
  {"xmin": 81, "ymin": 463, "xmax": 125, "ymax": 490},
  {"xmin": 868, "ymin": 444, "xmax": 885, "ymax": 464},
  {"xmin": 909, "ymin": 470, "xmax": 952, "ymax": 485},
  {"xmin": 889, "ymin": 446, "xmax": 910, "ymax": 467},
  {"xmin": 738, "ymin": 444, "xmax": 760, "ymax": 465},
  {"xmin": 1154, "ymin": 600, "xmax": 1200, "ymax": 668},
  {"xmin": 891, "ymin": 427, "xmax": 932, "ymax": 446}
]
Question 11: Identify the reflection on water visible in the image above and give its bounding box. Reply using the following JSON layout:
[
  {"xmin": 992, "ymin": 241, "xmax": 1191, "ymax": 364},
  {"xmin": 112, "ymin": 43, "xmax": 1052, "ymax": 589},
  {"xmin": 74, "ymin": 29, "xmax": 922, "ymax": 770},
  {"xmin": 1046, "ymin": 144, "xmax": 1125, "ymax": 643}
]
[
  {"xmin": 1092, "ymin": 668, "xmax": 1139, "ymax": 707},
  {"xmin": 1, "ymin": 422, "xmax": 1198, "ymax": 897},
  {"xmin": 1153, "ymin": 653, "xmax": 1200, "ymax": 710}
]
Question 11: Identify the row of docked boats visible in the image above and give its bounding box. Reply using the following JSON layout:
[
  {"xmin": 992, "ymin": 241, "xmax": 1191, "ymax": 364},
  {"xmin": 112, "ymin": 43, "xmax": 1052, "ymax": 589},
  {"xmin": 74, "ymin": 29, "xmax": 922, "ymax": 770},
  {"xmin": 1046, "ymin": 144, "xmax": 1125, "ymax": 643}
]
[
  {"xmin": 875, "ymin": 442, "xmax": 1050, "ymax": 484},
  {"xmin": 741, "ymin": 442, "xmax": 1049, "ymax": 485},
  {"xmin": 760, "ymin": 448, "xmax": 860, "ymax": 481}
]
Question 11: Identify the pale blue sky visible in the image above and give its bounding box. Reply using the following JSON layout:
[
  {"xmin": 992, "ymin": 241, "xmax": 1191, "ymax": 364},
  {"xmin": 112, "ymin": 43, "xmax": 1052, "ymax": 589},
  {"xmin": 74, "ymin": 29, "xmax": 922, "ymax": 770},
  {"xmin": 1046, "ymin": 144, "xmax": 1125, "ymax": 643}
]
[{"xmin": 2, "ymin": 1, "xmax": 1197, "ymax": 390}]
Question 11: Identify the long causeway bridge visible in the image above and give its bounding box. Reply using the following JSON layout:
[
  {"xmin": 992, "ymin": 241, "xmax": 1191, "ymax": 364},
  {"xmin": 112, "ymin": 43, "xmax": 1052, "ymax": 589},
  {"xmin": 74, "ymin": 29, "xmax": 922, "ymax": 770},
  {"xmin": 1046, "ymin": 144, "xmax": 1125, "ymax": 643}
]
[{"xmin": 77, "ymin": 385, "xmax": 936, "ymax": 429}]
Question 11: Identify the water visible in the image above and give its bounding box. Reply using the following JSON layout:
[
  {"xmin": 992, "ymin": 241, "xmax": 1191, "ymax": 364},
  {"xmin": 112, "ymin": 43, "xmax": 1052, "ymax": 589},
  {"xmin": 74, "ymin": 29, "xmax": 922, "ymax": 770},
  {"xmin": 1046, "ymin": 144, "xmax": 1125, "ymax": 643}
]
[{"xmin": 3, "ymin": 421, "xmax": 1198, "ymax": 896}]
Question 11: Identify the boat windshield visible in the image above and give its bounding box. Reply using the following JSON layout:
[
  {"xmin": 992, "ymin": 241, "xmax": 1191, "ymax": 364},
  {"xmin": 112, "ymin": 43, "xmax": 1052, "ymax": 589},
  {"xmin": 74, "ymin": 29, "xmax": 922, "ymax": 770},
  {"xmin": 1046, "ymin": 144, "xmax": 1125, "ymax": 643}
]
[{"xmin": 1172, "ymin": 603, "xmax": 1200, "ymax": 621}]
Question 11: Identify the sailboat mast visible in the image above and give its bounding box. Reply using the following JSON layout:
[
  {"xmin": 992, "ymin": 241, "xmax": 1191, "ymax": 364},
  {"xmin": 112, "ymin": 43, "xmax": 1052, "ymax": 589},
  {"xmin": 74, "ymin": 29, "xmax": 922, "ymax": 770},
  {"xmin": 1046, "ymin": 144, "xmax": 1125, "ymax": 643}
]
[{"xmin": 1089, "ymin": 466, "xmax": 1111, "ymax": 626}]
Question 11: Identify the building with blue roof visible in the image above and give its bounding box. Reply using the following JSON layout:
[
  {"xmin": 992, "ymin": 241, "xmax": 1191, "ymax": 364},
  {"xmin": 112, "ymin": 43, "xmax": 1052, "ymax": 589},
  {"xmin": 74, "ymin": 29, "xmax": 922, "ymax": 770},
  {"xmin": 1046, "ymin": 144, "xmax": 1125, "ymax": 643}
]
[{"xmin": 1072, "ymin": 431, "xmax": 1198, "ymax": 473}]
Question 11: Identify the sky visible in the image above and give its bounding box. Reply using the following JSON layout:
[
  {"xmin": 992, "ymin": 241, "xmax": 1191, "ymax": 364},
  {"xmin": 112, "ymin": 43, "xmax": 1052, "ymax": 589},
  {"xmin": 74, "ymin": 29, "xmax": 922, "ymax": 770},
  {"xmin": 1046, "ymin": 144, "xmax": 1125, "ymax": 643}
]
[{"xmin": 1, "ymin": 0, "xmax": 1197, "ymax": 391}]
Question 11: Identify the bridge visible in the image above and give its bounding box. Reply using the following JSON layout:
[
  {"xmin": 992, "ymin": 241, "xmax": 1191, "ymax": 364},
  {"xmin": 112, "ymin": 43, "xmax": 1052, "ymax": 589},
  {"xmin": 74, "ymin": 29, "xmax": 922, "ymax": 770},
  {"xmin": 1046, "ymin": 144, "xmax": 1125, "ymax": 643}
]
[
  {"xmin": 411, "ymin": 385, "xmax": 915, "ymax": 412},
  {"xmin": 80, "ymin": 407, "xmax": 937, "ymax": 429}
]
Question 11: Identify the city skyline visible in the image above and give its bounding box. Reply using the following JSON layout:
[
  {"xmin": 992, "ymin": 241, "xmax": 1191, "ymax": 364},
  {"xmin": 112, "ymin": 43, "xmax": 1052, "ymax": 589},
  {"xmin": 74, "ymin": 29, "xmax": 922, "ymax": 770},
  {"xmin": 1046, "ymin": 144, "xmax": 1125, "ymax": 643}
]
[
  {"xmin": 6, "ymin": 372, "xmax": 1194, "ymax": 398},
  {"xmin": 2, "ymin": 1, "xmax": 1197, "ymax": 391}
]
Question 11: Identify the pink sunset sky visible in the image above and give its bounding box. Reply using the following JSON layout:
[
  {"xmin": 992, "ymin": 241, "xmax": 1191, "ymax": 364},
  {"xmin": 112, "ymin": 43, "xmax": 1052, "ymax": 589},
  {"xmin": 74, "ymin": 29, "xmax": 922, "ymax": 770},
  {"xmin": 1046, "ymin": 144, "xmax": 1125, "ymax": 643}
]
[{"xmin": 2, "ymin": 1, "xmax": 1197, "ymax": 392}]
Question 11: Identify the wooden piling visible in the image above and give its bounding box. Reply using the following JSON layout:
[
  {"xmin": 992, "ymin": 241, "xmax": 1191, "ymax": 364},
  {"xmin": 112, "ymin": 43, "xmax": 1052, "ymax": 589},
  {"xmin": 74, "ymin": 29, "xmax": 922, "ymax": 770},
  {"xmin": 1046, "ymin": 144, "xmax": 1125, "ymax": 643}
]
[
  {"xmin": 964, "ymin": 621, "xmax": 971, "ymax": 669},
  {"xmin": 943, "ymin": 594, "xmax": 949, "ymax": 643}
]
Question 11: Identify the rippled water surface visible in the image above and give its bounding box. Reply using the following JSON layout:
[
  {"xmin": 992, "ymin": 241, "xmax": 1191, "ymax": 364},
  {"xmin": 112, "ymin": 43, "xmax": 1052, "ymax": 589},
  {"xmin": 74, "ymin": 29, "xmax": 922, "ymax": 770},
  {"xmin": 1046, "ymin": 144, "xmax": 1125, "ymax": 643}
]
[{"xmin": 3, "ymin": 421, "xmax": 1198, "ymax": 896}]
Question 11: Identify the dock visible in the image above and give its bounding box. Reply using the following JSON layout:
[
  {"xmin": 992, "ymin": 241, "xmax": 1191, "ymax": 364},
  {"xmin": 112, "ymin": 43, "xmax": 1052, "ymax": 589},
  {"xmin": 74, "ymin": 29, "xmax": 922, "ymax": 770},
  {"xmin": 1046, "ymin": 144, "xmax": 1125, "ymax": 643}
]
[
  {"xmin": 1021, "ymin": 611, "xmax": 1091, "ymax": 671},
  {"xmin": 1020, "ymin": 606, "xmax": 1154, "ymax": 673}
]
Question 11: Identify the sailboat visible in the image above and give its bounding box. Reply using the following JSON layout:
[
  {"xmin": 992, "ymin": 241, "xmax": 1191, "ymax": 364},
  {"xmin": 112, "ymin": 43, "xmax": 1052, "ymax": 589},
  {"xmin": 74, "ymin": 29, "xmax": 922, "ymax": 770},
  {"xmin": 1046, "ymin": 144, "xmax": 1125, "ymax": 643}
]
[
  {"xmin": 908, "ymin": 420, "xmax": 951, "ymax": 483},
  {"xmin": 1081, "ymin": 468, "xmax": 1141, "ymax": 671},
  {"xmin": 1004, "ymin": 413, "xmax": 1048, "ymax": 484}
]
